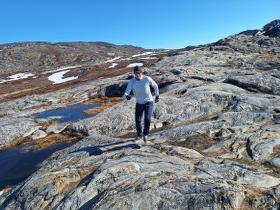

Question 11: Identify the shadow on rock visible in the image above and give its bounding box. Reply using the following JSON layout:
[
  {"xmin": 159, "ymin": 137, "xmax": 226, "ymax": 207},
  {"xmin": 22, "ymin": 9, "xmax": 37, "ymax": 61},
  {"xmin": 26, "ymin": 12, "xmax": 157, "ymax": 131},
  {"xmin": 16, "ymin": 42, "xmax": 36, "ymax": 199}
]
[
  {"xmin": 79, "ymin": 191, "xmax": 106, "ymax": 210},
  {"xmin": 70, "ymin": 142, "xmax": 141, "ymax": 156}
]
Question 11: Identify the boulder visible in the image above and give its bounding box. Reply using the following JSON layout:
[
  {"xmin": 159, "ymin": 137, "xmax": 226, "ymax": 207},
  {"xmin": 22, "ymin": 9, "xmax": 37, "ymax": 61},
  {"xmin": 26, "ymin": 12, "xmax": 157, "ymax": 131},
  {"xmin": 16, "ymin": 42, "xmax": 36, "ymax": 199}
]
[
  {"xmin": 46, "ymin": 123, "xmax": 68, "ymax": 134},
  {"xmin": 31, "ymin": 129, "xmax": 48, "ymax": 140}
]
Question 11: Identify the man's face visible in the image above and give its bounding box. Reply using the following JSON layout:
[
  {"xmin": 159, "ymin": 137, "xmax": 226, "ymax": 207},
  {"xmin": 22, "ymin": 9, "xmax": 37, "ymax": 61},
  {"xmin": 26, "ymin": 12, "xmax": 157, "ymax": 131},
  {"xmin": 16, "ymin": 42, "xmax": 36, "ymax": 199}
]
[{"xmin": 135, "ymin": 72, "xmax": 142, "ymax": 80}]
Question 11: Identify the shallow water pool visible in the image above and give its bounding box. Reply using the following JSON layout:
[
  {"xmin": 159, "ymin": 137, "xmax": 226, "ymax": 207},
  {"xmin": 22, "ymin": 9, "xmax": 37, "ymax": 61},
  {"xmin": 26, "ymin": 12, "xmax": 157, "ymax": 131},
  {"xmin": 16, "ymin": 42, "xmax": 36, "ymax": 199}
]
[
  {"xmin": 0, "ymin": 142, "xmax": 74, "ymax": 190},
  {"xmin": 35, "ymin": 102, "xmax": 99, "ymax": 123}
]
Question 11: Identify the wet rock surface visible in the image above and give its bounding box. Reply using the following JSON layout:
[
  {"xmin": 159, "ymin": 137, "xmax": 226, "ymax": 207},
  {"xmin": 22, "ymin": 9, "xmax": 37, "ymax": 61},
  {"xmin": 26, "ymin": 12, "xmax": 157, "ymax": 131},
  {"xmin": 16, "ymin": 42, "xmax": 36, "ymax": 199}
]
[{"xmin": 1, "ymin": 20, "xmax": 280, "ymax": 209}]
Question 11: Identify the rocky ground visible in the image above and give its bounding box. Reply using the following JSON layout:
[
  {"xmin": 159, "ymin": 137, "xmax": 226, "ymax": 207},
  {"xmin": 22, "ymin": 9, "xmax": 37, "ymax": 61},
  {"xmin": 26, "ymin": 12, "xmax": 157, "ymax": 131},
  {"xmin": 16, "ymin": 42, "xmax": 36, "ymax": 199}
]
[{"xmin": 0, "ymin": 20, "xmax": 280, "ymax": 209}]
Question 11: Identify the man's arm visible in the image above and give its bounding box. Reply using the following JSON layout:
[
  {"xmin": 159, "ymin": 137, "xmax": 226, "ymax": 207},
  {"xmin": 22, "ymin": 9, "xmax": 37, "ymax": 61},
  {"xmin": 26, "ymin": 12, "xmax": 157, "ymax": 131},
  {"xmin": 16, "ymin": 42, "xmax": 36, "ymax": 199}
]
[
  {"xmin": 124, "ymin": 79, "xmax": 133, "ymax": 100},
  {"xmin": 147, "ymin": 76, "xmax": 159, "ymax": 96}
]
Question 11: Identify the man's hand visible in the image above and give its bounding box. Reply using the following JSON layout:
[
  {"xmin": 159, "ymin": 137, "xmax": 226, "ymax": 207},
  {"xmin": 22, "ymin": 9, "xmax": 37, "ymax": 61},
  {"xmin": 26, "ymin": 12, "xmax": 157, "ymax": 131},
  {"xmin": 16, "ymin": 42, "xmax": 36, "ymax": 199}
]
[
  {"xmin": 155, "ymin": 96, "xmax": 159, "ymax": 103},
  {"xmin": 125, "ymin": 95, "xmax": 131, "ymax": 100}
]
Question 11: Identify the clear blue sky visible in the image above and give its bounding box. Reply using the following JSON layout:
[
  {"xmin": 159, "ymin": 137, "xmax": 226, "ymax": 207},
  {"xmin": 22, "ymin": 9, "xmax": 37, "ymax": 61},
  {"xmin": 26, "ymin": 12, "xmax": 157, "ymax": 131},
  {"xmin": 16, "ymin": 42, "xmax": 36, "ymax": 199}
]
[{"xmin": 1, "ymin": 0, "xmax": 279, "ymax": 49}]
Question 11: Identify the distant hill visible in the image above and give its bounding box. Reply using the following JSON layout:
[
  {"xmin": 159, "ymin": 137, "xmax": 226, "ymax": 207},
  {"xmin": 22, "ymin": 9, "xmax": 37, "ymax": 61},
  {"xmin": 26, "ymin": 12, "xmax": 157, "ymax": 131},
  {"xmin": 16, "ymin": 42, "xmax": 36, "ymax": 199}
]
[{"xmin": 0, "ymin": 41, "xmax": 149, "ymax": 76}]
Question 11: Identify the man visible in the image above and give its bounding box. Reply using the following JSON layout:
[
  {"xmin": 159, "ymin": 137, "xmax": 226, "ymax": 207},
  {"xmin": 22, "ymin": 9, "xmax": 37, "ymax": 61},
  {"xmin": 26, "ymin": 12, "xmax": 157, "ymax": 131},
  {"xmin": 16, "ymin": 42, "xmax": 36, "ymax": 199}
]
[{"xmin": 124, "ymin": 66, "xmax": 159, "ymax": 142}]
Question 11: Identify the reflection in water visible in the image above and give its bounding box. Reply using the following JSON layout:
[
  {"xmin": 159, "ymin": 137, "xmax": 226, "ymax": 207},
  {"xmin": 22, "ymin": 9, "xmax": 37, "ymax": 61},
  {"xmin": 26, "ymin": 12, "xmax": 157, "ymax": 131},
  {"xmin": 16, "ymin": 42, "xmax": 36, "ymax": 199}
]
[
  {"xmin": 35, "ymin": 102, "xmax": 99, "ymax": 123},
  {"xmin": 0, "ymin": 142, "xmax": 74, "ymax": 190}
]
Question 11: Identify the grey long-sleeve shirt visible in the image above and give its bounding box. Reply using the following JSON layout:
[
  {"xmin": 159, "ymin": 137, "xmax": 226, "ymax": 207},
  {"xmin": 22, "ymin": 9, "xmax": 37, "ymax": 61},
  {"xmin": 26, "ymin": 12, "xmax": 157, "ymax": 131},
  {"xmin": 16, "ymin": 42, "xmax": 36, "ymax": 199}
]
[{"xmin": 124, "ymin": 76, "xmax": 159, "ymax": 104}]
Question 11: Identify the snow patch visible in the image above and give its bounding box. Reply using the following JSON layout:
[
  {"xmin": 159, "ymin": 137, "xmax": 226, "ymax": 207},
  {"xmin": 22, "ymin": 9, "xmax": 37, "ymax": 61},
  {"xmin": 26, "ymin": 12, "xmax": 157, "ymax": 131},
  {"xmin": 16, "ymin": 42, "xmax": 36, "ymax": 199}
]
[
  {"xmin": 8, "ymin": 73, "xmax": 35, "ymax": 80},
  {"xmin": 0, "ymin": 190, "xmax": 3, "ymax": 196},
  {"xmin": 120, "ymin": 57, "xmax": 131, "ymax": 61},
  {"xmin": 127, "ymin": 63, "xmax": 143, "ymax": 68},
  {"xmin": 131, "ymin": 52, "xmax": 154, "ymax": 58},
  {"xmin": 0, "ymin": 73, "xmax": 35, "ymax": 84},
  {"xmin": 108, "ymin": 63, "xmax": 119, "ymax": 68},
  {"xmin": 139, "ymin": 57, "xmax": 158, "ymax": 60},
  {"xmin": 256, "ymin": 30, "xmax": 264, "ymax": 36},
  {"xmin": 105, "ymin": 57, "xmax": 122, "ymax": 63},
  {"xmin": 48, "ymin": 70, "xmax": 78, "ymax": 84}
]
